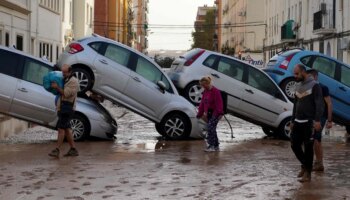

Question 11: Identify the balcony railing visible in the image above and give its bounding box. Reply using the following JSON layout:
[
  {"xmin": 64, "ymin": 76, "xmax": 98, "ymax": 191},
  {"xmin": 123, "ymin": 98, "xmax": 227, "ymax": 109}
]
[{"xmin": 313, "ymin": 10, "xmax": 336, "ymax": 35}]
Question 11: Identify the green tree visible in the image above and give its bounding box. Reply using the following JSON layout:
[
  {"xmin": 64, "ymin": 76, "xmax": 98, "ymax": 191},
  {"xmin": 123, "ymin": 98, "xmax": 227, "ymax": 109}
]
[{"xmin": 191, "ymin": 10, "xmax": 216, "ymax": 50}]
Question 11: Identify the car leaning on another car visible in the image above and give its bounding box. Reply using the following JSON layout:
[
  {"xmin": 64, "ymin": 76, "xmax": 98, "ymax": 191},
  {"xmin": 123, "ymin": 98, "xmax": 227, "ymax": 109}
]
[
  {"xmin": 0, "ymin": 45, "xmax": 117, "ymax": 141},
  {"xmin": 167, "ymin": 48, "xmax": 294, "ymax": 139},
  {"xmin": 57, "ymin": 34, "xmax": 205, "ymax": 140},
  {"xmin": 264, "ymin": 49, "xmax": 350, "ymax": 129}
]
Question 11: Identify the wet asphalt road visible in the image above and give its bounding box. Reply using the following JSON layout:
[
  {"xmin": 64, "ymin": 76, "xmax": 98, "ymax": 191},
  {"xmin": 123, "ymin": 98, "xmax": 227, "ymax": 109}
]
[{"xmin": 0, "ymin": 107, "xmax": 350, "ymax": 200}]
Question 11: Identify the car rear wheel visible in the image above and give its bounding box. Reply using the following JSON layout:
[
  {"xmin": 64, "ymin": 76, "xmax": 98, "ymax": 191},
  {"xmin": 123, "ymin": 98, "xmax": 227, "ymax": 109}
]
[
  {"xmin": 281, "ymin": 78, "xmax": 297, "ymax": 100},
  {"xmin": 158, "ymin": 113, "xmax": 191, "ymax": 140},
  {"xmin": 261, "ymin": 126, "xmax": 276, "ymax": 137},
  {"xmin": 72, "ymin": 68, "xmax": 93, "ymax": 94},
  {"xmin": 70, "ymin": 114, "xmax": 90, "ymax": 141},
  {"xmin": 277, "ymin": 118, "xmax": 292, "ymax": 140},
  {"xmin": 184, "ymin": 82, "xmax": 203, "ymax": 106}
]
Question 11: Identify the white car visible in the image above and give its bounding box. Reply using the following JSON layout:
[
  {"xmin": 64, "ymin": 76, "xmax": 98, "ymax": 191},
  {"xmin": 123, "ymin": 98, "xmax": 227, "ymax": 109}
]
[
  {"xmin": 57, "ymin": 34, "xmax": 204, "ymax": 140},
  {"xmin": 167, "ymin": 49, "xmax": 293, "ymax": 138}
]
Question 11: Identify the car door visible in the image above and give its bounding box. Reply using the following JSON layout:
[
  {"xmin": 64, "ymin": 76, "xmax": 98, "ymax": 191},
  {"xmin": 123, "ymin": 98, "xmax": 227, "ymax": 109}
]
[
  {"xmin": 0, "ymin": 49, "xmax": 21, "ymax": 113},
  {"xmin": 310, "ymin": 56, "xmax": 339, "ymax": 115},
  {"xmin": 10, "ymin": 57, "xmax": 56, "ymax": 124},
  {"xmin": 335, "ymin": 65, "xmax": 350, "ymax": 121},
  {"xmin": 93, "ymin": 42, "xmax": 131, "ymax": 101},
  {"xmin": 209, "ymin": 56, "xmax": 245, "ymax": 114},
  {"xmin": 240, "ymin": 66, "xmax": 287, "ymax": 125},
  {"xmin": 123, "ymin": 53, "xmax": 172, "ymax": 121}
]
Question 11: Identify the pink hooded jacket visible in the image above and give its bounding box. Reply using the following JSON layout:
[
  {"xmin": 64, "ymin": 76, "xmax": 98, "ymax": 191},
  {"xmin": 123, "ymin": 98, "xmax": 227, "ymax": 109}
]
[{"xmin": 197, "ymin": 86, "xmax": 224, "ymax": 119}]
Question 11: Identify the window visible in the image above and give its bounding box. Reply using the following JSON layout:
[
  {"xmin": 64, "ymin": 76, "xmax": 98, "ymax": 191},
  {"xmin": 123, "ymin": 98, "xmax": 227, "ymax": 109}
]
[
  {"xmin": 300, "ymin": 56, "xmax": 312, "ymax": 66},
  {"xmin": 340, "ymin": 65, "xmax": 350, "ymax": 87},
  {"xmin": 88, "ymin": 42, "xmax": 102, "ymax": 52},
  {"xmin": 16, "ymin": 35, "xmax": 23, "ymax": 51},
  {"xmin": 22, "ymin": 58, "xmax": 51, "ymax": 85},
  {"xmin": 312, "ymin": 57, "xmax": 336, "ymax": 78},
  {"xmin": 104, "ymin": 44, "xmax": 130, "ymax": 67},
  {"xmin": 216, "ymin": 57, "xmax": 244, "ymax": 81},
  {"xmin": 5, "ymin": 32, "xmax": 9, "ymax": 47},
  {"xmin": 247, "ymin": 67, "xmax": 279, "ymax": 97},
  {"xmin": 0, "ymin": 49, "xmax": 20, "ymax": 77},
  {"xmin": 134, "ymin": 56, "xmax": 173, "ymax": 93},
  {"xmin": 203, "ymin": 55, "xmax": 217, "ymax": 68},
  {"xmin": 39, "ymin": 42, "xmax": 53, "ymax": 62}
]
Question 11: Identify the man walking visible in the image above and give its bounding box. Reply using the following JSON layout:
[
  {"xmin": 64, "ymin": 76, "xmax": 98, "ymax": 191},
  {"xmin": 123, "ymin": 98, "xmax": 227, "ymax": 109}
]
[
  {"xmin": 291, "ymin": 64, "xmax": 324, "ymax": 182},
  {"xmin": 307, "ymin": 69, "xmax": 333, "ymax": 172},
  {"xmin": 49, "ymin": 64, "xmax": 79, "ymax": 158}
]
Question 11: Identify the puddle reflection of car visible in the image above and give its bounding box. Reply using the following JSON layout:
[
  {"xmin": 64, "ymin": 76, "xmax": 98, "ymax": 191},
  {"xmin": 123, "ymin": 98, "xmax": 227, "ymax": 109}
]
[
  {"xmin": 167, "ymin": 48, "xmax": 293, "ymax": 139},
  {"xmin": 0, "ymin": 46, "xmax": 117, "ymax": 141},
  {"xmin": 57, "ymin": 34, "xmax": 204, "ymax": 140}
]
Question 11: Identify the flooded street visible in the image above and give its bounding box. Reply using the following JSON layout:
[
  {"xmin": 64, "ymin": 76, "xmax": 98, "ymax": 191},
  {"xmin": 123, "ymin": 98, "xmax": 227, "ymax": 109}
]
[{"xmin": 1, "ymin": 106, "xmax": 350, "ymax": 200}]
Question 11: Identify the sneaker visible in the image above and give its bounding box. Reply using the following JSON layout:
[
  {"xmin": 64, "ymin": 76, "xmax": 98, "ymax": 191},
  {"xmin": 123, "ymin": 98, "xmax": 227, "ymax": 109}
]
[
  {"xmin": 297, "ymin": 166, "xmax": 305, "ymax": 178},
  {"xmin": 204, "ymin": 146, "xmax": 216, "ymax": 152},
  {"xmin": 48, "ymin": 148, "xmax": 60, "ymax": 158},
  {"xmin": 298, "ymin": 172, "xmax": 311, "ymax": 183},
  {"xmin": 313, "ymin": 162, "xmax": 324, "ymax": 172},
  {"xmin": 64, "ymin": 148, "xmax": 79, "ymax": 157}
]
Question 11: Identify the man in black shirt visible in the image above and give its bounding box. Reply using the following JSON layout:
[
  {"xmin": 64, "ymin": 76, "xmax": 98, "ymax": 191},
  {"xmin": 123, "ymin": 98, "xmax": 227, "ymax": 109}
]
[
  {"xmin": 291, "ymin": 64, "xmax": 324, "ymax": 182},
  {"xmin": 307, "ymin": 69, "xmax": 333, "ymax": 172}
]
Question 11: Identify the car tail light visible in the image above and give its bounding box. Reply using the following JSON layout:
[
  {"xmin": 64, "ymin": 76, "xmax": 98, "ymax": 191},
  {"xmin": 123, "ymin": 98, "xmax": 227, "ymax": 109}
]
[
  {"xmin": 184, "ymin": 50, "xmax": 205, "ymax": 66},
  {"xmin": 68, "ymin": 43, "xmax": 84, "ymax": 54},
  {"xmin": 279, "ymin": 54, "xmax": 295, "ymax": 70}
]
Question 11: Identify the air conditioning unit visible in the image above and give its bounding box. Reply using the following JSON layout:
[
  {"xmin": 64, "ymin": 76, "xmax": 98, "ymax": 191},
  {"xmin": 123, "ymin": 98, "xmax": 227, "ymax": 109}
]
[
  {"xmin": 321, "ymin": 3, "xmax": 327, "ymax": 14},
  {"xmin": 340, "ymin": 38, "xmax": 350, "ymax": 50}
]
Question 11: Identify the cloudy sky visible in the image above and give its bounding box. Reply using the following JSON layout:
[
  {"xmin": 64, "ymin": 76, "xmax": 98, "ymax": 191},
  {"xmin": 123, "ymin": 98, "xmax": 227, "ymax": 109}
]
[{"xmin": 148, "ymin": 0, "xmax": 215, "ymax": 50}]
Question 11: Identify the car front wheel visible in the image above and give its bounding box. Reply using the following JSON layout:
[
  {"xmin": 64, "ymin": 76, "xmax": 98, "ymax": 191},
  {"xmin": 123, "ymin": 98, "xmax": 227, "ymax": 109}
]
[
  {"xmin": 281, "ymin": 78, "xmax": 297, "ymax": 100},
  {"xmin": 277, "ymin": 118, "xmax": 292, "ymax": 140},
  {"xmin": 72, "ymin": 68, "xmax": 93, "ymax": 94},
  {"xmin": 261, "ymin": 126, "xmax": 275, "ymax": 137},
  {"xmin": 157, "ymin": 113, "xmax": 191, "ymax": 140},
  {"xmin": 184, "ymin": 82, "xmax": 203, "ymax": 106},
  {"xmin": 70, "ymin": 114, "xmax": 90, "ymax": 141}
]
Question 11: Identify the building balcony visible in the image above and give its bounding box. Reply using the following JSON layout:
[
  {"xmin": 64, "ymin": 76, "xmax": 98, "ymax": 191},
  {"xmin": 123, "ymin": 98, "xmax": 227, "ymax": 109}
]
[
  {"xmin": 313, "ymin": 10, "xmax": 336, "ymax": 35},
  {"xmin": 281, "ymin": 20, "xmax": 296, "ymax": 43}
]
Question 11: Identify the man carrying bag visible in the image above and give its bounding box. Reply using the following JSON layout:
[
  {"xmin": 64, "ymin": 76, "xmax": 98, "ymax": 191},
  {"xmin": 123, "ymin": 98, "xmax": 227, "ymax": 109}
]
[{"xmin": 49, "ymin": 64, "xmax": 80, "ymax": 158}]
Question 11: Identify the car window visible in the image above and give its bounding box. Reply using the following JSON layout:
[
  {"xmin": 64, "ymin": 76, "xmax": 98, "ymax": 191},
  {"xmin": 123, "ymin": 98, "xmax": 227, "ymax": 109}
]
[
  {"xmin": 22, "ymin": 58, "xmax": 51, "ymax": 85},
  {"xmin": 88, "ymin": 42, "xmax": 102, "ymax": 52},
  {"xmin": 135, "ymin": 56, "xmax": 172, "ymax": 93},
  {"xmin": 104, "ymin": 44, "xmax": 130, "ymax": 67},
  {"xmin": 0, "ymin": 49, "xmax": 20, "ymax": 77},
  {"xmin": 217, "ymin": 57, "xmax": 244, "ymax": 81},
  {"xmin": 340, "ymin": 65, "xmax": 350, "ymax": 87},
  {"xmin": 312, "ymin": 56, "xmax": 336, "ymax": 78},
  {"xmin": 203, "ymin": 55, "xmax": 217, "ymax": 68},
  {"xmin": 300, "ymin": 56, "xmax": 312, "ymax": 66},
  {"xmin": 248, "ymin": 67, "xmax": 280, "ymax": 97}
]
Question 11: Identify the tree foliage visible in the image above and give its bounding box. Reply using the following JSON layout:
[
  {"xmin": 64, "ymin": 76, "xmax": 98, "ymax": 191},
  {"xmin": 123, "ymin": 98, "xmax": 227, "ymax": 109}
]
[
  {"xmin": 191, "ymin": 10, "xmax": 216, "ymax": 50},
  {"xmin": 154, "ymin": 54, "xmax": 175, "ymax": 68}
]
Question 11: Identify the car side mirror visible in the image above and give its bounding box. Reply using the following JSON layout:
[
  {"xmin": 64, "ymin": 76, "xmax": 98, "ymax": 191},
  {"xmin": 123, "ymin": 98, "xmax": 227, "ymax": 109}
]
[{"xmin": 157, "ymin": 81, "xmax": 166, "ymax": 93}]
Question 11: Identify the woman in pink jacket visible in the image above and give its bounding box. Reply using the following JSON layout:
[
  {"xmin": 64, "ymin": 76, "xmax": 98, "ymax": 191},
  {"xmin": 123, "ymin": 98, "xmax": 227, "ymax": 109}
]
[{"xmin": 196, "ymin": 76, "xmax": 224, "ymax": 152}]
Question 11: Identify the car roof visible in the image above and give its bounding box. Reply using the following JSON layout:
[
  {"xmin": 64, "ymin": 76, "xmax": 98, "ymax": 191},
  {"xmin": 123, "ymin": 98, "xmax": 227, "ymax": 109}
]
[{"xmin": 0, "ymin": 45, "xmax": 53, "ymax": 66}]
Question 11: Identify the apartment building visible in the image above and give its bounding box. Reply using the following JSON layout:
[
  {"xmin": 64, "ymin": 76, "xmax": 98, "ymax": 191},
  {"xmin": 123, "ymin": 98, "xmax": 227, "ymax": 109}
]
[{"xmin": 133, "ymin": 0, "xmax": 149, "ymax": 53}]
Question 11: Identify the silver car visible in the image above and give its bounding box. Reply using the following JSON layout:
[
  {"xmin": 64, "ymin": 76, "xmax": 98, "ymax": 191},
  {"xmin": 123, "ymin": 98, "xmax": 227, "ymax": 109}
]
[
  {"xmin": 167, "ymin": 49, "xmax": 293, "ymax": 138},
  {"xmin": 57, "ymin": 34, "xmax": 204, "ymax": 140},
  {"xmin": 0, "ymin": 46, "xmax": 117, "ymax": 141}
]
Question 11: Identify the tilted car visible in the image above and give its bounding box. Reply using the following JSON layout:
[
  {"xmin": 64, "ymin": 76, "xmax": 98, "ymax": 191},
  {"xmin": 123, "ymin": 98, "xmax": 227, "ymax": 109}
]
[
  {"xmin": 264, "ymin": 49, "xmax": 350, "ymax": 128},
  {"xmin": 167, "ymin": 48, "xmax": 294, "ymax": 138},
  {"xmin": 57, "ymin": 34, "xmax": 204, "ymax": 140},
  {"xmin": 0, "ymin": 46, "xmax": 117, "ymax": 141}
]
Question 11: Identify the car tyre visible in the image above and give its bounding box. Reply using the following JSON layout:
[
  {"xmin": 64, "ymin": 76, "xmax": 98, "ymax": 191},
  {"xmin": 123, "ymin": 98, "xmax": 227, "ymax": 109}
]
[
  {"xmin": 277, "ymin": 117, "xmax": 292, "ymax": 140},
  {"xmin": 70, "ymin": 114, "xmax": 90, "ymax": 141},
  {"xmin": 184, "ymin": 82, "xmax": 203, "ymax": 106},
  {"xmin": 281, "ymin": 78, "xmax": 297, "ymax": 100},
  {"xmin": 72, "ymin": 67, "xmax": 93, "ymax": 94},
  {"xmin": 158, "ymin": 113, "xmax": 191, "ymax": 140},
  {"xmin": 261, "ymin": 126, "xmax": 276, "ymax": 137}
]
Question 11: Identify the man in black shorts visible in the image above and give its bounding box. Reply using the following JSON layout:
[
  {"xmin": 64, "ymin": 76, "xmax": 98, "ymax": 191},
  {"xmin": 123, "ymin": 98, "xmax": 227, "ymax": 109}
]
[
  {"xmin": 307, "ymin": 69, "xmax": 333, "ymax": 172},
  {"xmin": 49, "ymin": 64, "xmax": 79, "ymax": 158}
]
